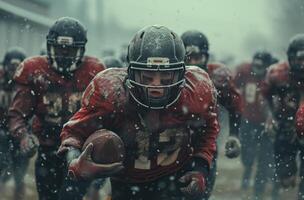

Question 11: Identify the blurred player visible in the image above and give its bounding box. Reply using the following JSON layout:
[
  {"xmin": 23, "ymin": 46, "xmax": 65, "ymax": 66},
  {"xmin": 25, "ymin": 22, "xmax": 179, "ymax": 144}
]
[
  {"xmin": 181, "ymin": 30, "xmax": 242, "ymax": 199},
  {"xmin": 264, "ymin": 34, "xmax": 304, "ymax": 200},
  {"xmin": 103, "ymin": 56, "xmax": 123, "ymax": 68},
  {"xmin": 8, "ymin": 17, "xmax": 106, "ymax": 200},
  {"xmin": 235, "ymin": 51, "xmax": 276, "ymax": 198},
  {"xmin": 0, "ymin": 47, "xmax": 28, "ymax": 200}
]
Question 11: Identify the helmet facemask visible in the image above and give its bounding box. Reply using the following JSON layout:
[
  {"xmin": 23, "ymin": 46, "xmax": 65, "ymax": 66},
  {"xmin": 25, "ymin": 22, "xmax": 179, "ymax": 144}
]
[
  {"xmin": 126, "ymin": 58, "xmax": 185, "ymax": 109},
  {"xmin": 185, "ymin": 45, "xmax": 209, "ymax": 69},
  {"xmin": 289, "ymin": 49, "xmax": 304, "ymax": 81},
  {"xmin": 251, "ymin": 58, "xmax": 267, "ymax": 77},
  {"xmin": 5, "ymin": 58, "xmax": 22, "ymax": 80},
  {"xmin": 47, "ymin": 36, "xmax": 85, "ymax": 76}
]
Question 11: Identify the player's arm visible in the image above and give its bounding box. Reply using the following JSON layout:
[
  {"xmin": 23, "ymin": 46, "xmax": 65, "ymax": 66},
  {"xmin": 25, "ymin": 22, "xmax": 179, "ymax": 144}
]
[
  {"xmin": 212, "ymin": 66, "xmax": 242, "ymax": 158},
  {"xmin": 179, "ymin": 84, "xmax": 219, "ymax": 197},
  {"xmin": 8, "ymin": 85, "xmax": 36, "ymax": 139},
  {"xmin": 58, "ymin": 79, "xmax": 123, "ymax": 180},
  {"xmin": 8, "ymin": 62, "xmax": 39, "ymax": 156},
  {"xmin": 192, "ymin": 84, "xmax": 219, "ymax": 172}
]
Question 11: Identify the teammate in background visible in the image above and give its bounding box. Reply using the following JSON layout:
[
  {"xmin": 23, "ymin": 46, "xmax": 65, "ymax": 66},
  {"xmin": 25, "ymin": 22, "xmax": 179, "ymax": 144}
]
[
  {"xmin": 0, "ymin": 47, "xmax": 28, "ymax": 200},
  {"xmin": 181, "ymin": 30, "xmax": 242, "ymax": 199},
  {"xmin": 8, "ymin": 17, "xmax": 106, "ymax": 200},
  {"xmin": 57, "ymin": 25, "xmax": 219, "ymax": 200},
  {"xmin": 264, "ymin": 34, "xmax": 304, "ymax": 200},
  {"xmin": 103, "ymin": 56, "xmax": 123, "ymax": 68},
  {"xmin": 235, "ymin": 51, "xmax": 277, "ymax": 199}
]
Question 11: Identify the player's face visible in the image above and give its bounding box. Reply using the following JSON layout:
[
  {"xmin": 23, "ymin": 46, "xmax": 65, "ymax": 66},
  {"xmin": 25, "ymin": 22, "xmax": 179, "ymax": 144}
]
[
  {"xmin": 135, "ymin": 71, "xmax": 177, "ymax": 98},
  {"xmin": 252, "ymin": 58, "xmax": 264, "ymax": 69},
  {"xmin": 295, "ymin": 54, "xmax": 304, "ymax": 68},
  {"xmin": 186, "ymin": 53, "xmax": 207, "ymax": 66},
  {"xmin": 53, "ymin": 45, "xmax": 79, "ymax": 58},
  {"xmin": 5, "ymin": 59, "xmax": 21, "ymax": 79}
]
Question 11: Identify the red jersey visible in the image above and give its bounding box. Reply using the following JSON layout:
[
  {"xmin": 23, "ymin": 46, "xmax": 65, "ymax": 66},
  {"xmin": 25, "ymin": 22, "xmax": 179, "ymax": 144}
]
[
  {"xmin": 235, "ymin": 62, "xmax": 268, "ymax": 124},
  {"xmin": 207, "ymin": 63, "xmax": 242, "ymax": 136},
  {"xmin": 8, "ymin": 56, "xmax": 105, "ymax": 146},
  {"xmin": 264, "ymin": 62, "xmax": 300, "ymax": 131},
  {"xmin": 59, "ymin": 66, "xmax": 219, "ymax": 183}
]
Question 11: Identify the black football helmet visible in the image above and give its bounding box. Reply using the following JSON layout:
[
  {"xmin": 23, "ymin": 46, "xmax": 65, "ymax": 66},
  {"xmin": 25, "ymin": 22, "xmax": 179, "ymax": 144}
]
[
  {"xmin": 46, "ymin": 17, "xmax": 87, "ymax": 75},
  {"xmin": 251, "ymin": 50, "xmax": 272, "ymax": 77},
  {"xmin": 287, "ymin": 34, "xmax": 304, "ymax": 80},
  {"xmin": 126, "ymin": 25, "xmax": 186, "ymax": 109},
  {"xmin": 181, "ymin": 30, "xmax": 209, "ymax": 69},
  {"xmin": 3, "ymin": 47, "xmax": 26, "ymax": 79},
  {"xmin": 103, "ymin": 56, "xmax": 123, "ymax": 68}
]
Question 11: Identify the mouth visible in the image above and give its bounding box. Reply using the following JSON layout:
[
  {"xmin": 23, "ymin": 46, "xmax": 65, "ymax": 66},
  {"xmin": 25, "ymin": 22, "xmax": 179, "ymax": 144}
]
[{"xmin": 148, "ymin": 89, "xmax": 164, "ymax": 98}]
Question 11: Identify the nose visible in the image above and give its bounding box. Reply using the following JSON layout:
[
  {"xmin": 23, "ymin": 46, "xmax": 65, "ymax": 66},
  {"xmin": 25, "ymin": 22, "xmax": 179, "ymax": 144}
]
[{"xmin": 150, "ymin": 73, "xmax": 161, "ymax": 86}]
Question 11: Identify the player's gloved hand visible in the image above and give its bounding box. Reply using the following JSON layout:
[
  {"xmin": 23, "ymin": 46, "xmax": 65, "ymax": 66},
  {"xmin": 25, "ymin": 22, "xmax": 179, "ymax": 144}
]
[
  {"xmin": 19, "ymin": 134, "xmax": 38, "ymax": 157},
  {"xmin": 179, "ymin": 171, "xmax": 206, "ymax": 198},
  {"xmin": 225, "ymin": 136, "xmax": 241, "ymax": 158},
  {"xmin": 68, "ymin": 143, "xmax": 124, "ymax": 180}
]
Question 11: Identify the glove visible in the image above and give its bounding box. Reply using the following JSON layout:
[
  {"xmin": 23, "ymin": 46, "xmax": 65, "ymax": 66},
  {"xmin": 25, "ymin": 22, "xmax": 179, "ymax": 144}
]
[
  {"xmin": 225, "ymin": 136, "xmax": 241, "ymax": 158},
  {"xmin": 179, "ymin": 171, "xmax": 206, "ymax": 198},
  {"xmin": 68, "ymin": 143, "xmax": 124, "ymax": 180},
  {"xmin": 19, "ymin": 134, "xmax": 39, "ymax": 157}
]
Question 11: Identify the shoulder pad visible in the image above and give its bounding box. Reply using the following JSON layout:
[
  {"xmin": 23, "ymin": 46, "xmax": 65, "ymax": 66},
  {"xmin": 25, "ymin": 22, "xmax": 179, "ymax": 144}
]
[{"xmin": 14, "ymin": 56, "xmax": 48, "ymax": 85}]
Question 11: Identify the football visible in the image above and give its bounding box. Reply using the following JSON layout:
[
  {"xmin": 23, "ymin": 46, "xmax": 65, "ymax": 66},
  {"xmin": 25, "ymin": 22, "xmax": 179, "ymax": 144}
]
[{"xmin": 82, "ymin": 129, "xmax": 125, "ymax": 164}]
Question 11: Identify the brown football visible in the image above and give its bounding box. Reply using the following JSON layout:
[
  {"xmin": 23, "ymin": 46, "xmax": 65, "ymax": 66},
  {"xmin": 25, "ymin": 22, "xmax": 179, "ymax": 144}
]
[{"xmin": 82, "ymin": 129, "xmax": 125, "ymax": 164}]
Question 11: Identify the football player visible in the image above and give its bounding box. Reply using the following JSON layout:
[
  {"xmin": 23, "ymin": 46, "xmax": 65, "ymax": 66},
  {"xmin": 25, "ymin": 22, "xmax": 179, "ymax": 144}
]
[
  {"xmin": 57, "ymin": 25, "xmax": 219, "ymax": 200},
  {"xmin": 181, "ymin": 30, "xmax": 242, "ymax": 199},
  {"xmin": 8, "ymin": 17, "xmax": 106, "ymax": 200},
  {"xmin": 235, "ymin": 51, "xmax": 276, "ymax": 197},
  {"xmin": 0, "ymin": 47, "xmax": 28, "ymax": 200},
  {"xmin": 264, "ymin": 34, "xmax": 304, "ymax": 200}
]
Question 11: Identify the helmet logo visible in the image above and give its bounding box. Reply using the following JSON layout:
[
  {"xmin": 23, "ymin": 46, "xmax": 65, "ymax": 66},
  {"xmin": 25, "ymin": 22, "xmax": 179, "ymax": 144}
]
[
  {"xmin": 147, "ymin": 57, "xmax": 169, "ymax": 67},
  {"xmin": 57, "ymin": 36, "xmax": 74, "ymax": 45}
]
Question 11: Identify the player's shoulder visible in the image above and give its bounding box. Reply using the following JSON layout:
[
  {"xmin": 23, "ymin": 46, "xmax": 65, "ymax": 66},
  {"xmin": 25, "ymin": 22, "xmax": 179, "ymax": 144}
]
[
  {"xmin": 179, "ymin": 66, "xmax": 216, "ymax": 113},
  {"xmin": 185, "ymin": 65, "xmax": 214, "ymax": 86},
  {"xmin": 235, "ymin": 62, "xmax": 251, "ymax": 75},
  {"xmin": 14, "ymin": 56, "xmax": 49, "ymax": 84},
  {"xmin": 93, "ymin": 68, "xmax": 127, "ymax": 87},
  {"xmin": 82, "ymin": 68, "xmax": 128, "ymax": 108},
  {"xmin": 207, "ymin": 62, "xmax": 227, "ymax": 71},
  {"xmin": 268, "ymin": 61, "xmax": 289, "ymax": 73},
  {"xmin": 81, "ymin": 56, "xmax": 106, "ymax": 72},
  {"xmin": 266, "ymin": 61, "xmax": 289, "ymax": 85}
]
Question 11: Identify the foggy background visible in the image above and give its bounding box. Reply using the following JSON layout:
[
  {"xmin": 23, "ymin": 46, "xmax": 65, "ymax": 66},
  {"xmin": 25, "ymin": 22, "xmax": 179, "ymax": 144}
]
[
  {"xmin": 0, "ymin": 0, "xmax": 303, "ymax": 66},
  {"xmin": 1, "ymin": 0, "xmax": 304, "ymax": 199}
]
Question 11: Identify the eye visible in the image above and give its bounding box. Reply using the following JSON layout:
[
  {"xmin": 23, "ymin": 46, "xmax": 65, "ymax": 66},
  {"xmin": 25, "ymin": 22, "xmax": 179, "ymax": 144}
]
[
  {"xmin": 142, "ymin": 75, "xmax": 153, "ymax": 84},
  {"xmin": 161, "ymin": 78, "xmax": 172, "ymax": 85}
]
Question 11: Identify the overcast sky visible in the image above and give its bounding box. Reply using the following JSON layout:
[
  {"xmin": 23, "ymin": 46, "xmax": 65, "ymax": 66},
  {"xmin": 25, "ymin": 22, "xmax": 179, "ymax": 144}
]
[{"xmin": 102, "ymin": 0, "xmax": 274, "ymax": 61}]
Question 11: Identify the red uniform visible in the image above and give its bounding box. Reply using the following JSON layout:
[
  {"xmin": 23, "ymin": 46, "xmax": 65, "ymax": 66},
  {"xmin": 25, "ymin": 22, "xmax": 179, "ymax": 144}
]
[
  {"xmin": 264, "ymin": 62, "xmax": 300, "ymax": 130},
  {"xmin": 59, "ymin": 66, "xmax": 219, "ymax": 183},
  {"xmin": 264, "ymin": 61, "xmax": 304, "ymax": 137},
  {"xmin": 235, "ymin": 62, "xmax": 268, "ymax": 124},
  {"xmin": 207, "ymin": 63, "xmax": 242, "ymax": 136},
  {"xmin": 263, "ymin": 61, "xmax": 303, "ymax": 186},
  {"xmin": 8, "ymin": 56, "xmax": 105, "ymax": 146}
]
